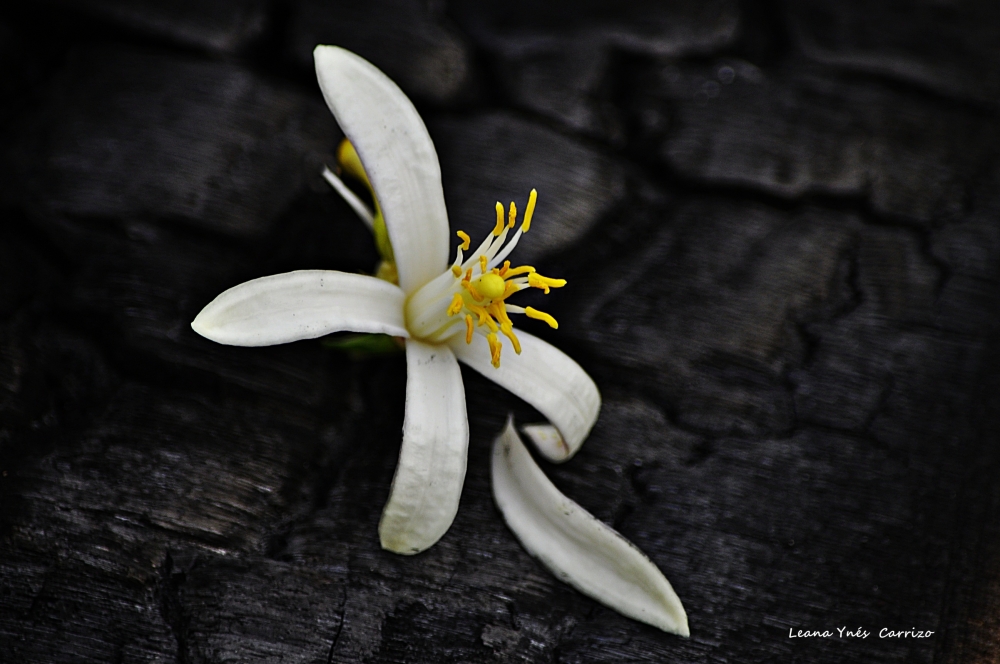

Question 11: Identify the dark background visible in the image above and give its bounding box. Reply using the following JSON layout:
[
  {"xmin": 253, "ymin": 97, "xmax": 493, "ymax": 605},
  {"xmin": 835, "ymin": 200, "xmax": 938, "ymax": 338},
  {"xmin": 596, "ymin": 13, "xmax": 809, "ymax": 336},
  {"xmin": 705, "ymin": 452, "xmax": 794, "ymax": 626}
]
[{"xmin": 1, "ymin": 1, "xmax": 999, "ymax": 662}]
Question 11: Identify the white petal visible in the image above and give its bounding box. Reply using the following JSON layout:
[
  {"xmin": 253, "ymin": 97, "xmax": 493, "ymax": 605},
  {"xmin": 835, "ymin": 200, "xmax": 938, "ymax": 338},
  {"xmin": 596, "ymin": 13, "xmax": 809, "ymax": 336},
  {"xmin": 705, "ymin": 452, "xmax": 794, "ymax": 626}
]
[
  {"xmin": 191, "ymin": 270, "xmax": 407, "ymax": 346},
  {"xmin": 449, "ymin": 330, "xmax": 600, "ymax": 462},
  {"xmin": 314, "ymin": 46, "xmax": 449, "ymax": 294},
  {"xmin": 322, "ymin": 165, "xmax": 374, "ymax": 229},
  {"xmin": 379, "ymin": 340, "xmax": 469, "ymax": 554},
  {"xmin": 492, "ymin": 420, "xmax": 689, "ymax": 636}
]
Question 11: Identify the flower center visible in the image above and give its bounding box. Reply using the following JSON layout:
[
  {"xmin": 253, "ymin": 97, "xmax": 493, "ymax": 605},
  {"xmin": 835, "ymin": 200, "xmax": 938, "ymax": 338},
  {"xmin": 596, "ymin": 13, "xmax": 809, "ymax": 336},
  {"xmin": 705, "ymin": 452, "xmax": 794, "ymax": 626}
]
[{"xmin": 404, "ymin": 189, "xmax": 566, "ymax": 367}]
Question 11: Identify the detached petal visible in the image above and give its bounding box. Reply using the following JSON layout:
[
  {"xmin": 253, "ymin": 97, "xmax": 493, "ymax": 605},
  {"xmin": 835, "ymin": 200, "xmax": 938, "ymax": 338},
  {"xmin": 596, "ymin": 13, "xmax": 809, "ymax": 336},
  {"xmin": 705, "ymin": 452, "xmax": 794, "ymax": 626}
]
[
  {"xmin": 492, "ymin": 420, "xmax": 689, "ymax": 636},
  {"xmin": 191, "ymin": 270, "xmax": 407, "ymax": 346},
  {"xmin": 449, "ymin": 331, "xmax": 600, "ymax": 462},
  {"xmin": 379, "ymin": 340, "xmax": 469, "ymax": 554},
  {"xmin": 314, "ymin": 46, "xmax": 449, "ymax": 294}
]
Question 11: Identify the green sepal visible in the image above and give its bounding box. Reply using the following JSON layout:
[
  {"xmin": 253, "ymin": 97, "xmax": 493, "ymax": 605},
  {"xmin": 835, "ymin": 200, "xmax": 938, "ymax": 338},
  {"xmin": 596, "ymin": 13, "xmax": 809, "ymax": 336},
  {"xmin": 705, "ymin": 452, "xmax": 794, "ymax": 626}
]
[
  {"xmin": 322, "ymin": 333, "xmax": 404, "ymax": 358},
  {"xmin": 372, "ymin": 203, "xmax": 395, "ymax": 266}
]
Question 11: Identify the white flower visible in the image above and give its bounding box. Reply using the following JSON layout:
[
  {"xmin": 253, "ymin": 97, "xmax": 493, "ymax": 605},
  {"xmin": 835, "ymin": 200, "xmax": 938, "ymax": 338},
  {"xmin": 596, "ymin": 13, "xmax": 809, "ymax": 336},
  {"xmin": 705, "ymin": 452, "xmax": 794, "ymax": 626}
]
[
  {"xmin": 191, "ymin": 46, "xmax": 688, "ymax": 636},
  {"xmin": 191, "ymin": 46, "xmax": 600, "ymax": 554}
]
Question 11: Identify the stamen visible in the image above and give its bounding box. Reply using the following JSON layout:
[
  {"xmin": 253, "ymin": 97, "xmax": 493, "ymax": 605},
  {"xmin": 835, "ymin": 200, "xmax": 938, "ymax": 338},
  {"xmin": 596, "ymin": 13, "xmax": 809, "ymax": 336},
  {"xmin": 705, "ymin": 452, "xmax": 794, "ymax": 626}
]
[
  {"xmin": 508, "ymin": 201, "xmax": 517, "ymax": 229},
  {"xmin": 522, "ymin": 188, "xmax": 537, "ymax": 232},
  {"xmin": 451, "ymin": 265, "xmax": 462, "ymax": 277},
  {"xmin": 525, "ymin": 306, "xmax": 559, "ymax": 329},
  {"xmin": 479, "ymin": 254, "xmax": 488, "ymax": 275},
  {"xmin": 500, "ymin": 322, "xmax": 522, "ymax": 354},
  {"xmin": 464, "ymin": 314, "xmax": 474, "ymax": 343},
  {"xmin": 528, "ymin": 273, "xmax": 567, "ymax": 294},
  {"xmin": 457, "ymin": 230, "xmax": 471, "ymax": 251},
  {"xmin": 462, "ymin": 280, "xmax": 484, "ymax": 301},
  {"xmin": 493, "ymin": 202, "xmax": 505, "ymax": 236},
  {"xmin": 489, "ymin": 302, "xmax": 512, "ymax": 327},
  {"xmin": 499, "ymin": 260, "xmax": 511, "ymax": 277},
  {"xmin": 447, "ymin": 292, "xmax": 464, "ymax": 316},
  {"xmin": 504, "ymin": 303, "xmax": 526, "ymax": 314},
  {"xmin": 463, "ymin": 268, "xmax": 472, "ymax": 283},
  {"xmin": 487, "ymin": 333, "xmax": 502, "ymax": 368},
  {"xmin": 504, "ymin": 265, "xmax": 536, "ymax": 278},
  {"xmin": 467, "ymin": 303, "xmax": 490, "ymax": 325}
]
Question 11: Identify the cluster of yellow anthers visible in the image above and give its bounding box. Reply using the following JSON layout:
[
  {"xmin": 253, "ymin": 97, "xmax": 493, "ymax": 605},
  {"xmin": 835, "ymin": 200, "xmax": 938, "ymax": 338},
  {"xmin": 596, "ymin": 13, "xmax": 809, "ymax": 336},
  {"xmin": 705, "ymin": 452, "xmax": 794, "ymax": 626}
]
[{"xmin": 446, "ymin": 190, "xmax": 566, "ymax": 368}]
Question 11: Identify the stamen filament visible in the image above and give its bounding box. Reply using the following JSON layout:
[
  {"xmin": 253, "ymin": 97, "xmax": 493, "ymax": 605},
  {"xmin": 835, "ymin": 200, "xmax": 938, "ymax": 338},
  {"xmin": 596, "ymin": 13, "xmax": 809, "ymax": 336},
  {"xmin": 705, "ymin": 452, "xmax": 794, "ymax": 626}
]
[{"xmin": 487, "ymin": 229, "xmax": 523, "ymax": 268}]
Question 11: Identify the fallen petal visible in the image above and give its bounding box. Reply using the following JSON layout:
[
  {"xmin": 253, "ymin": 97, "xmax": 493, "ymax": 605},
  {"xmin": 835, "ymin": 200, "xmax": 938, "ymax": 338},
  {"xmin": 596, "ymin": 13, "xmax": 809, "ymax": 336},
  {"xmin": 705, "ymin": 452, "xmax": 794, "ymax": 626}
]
[
  {"xmin": 450, "ymin": 330, "xmax": 600, "ymax": 461},
  {"xmin": 191, "ymin": 270, "xmax": 407, "ymax": 346},
  {"xmin": 379, "ymin": 340, "xmax": 469, "ymax": 554},
  {"xmin": 491, "ymin": 419, "xmax": 689, "ymax": 636},
  {"xmin": 520, "ymin": 424, "xmax": 567, "ymax": 460}
]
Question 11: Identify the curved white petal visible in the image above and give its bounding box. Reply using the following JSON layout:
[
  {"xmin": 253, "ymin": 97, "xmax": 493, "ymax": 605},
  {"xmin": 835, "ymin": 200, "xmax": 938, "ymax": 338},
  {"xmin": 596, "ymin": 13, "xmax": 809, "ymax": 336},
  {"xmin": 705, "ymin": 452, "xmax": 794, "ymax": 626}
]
[
  {"xmin": 449, "ymin": 330, "xmax": 600, "ymax": 462},
  {"xmin": 191, "ymin": 270, "xmax": 407, "ymax": 346},
  {"xmin": 379, "ymin": 340, "xmax": 469, "ymax": 554},
  {"xmin": 314, "ymin": 45, "xmax": 449, "ymax": 294},
  {"xmin": 492, "ymin": 420, "xmax": 689, "ymax": 636}
]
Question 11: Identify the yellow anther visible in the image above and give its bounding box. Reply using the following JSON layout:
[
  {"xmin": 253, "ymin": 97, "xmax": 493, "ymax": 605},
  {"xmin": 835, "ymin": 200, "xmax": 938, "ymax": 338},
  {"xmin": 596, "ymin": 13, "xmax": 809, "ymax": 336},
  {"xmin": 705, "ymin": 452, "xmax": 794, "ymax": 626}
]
[
  {"xmin": 492, "ymin": 267, "xmax": 501, "ymax": 275},
  {"xmin": 499, "ymin": 260, "xmax": 511, "ymax": 277},
  {"xmin": 493, "ymin": 202, "xmax": 505, "ymax": 235},
  {"xmin": 502, "ymin": 281, "xmax": 520, "ymax": 299},
  {"xmin": 500, "ymin": 322, "xmax": 522, "ymax": 354},
  {"xmin": 456, "ymin": 230, "xmax": 471, "ymax": 250},
  {"xmin": 504, "ymin": 265, "xmax": 536, "ymax": 278},
  {"xmin": 487, "ymin": 332, "xmax": 502, "ymax": 368},
  {"xmin": 464, "ymin": 314, "xmax": 474, "ymax": 344},
  {"xmin": 462, "ymin": 279, "xmax": 484, "ymax": 302},
  {"xmin": 508, "ymin": 201, "xmax": 517, "ymax": 228},
  {"xmin": 477, "ymin": 273, "xmax": 506, "ymax": 299},
  {"xmin": 447, "ymin": 292, "xmax": 465, "ymax": 316},
  {"xmin": 451, "ymin": 265, "xmax": 462, "ymax": 277},
  {"xmin": 522, "ymin": 188, "xmax": 537, "ymax": 232},
  {"xmin": 479, "ymin": 254, "xmax": 488, "ymax": 274},
  {"xmin": 336, "ymin": 138, "xmax": 370, "ymax": 188},
  {"xmin": 463, "ymin": 268, "xmax": 472, "ymax": 283},
  {"xmin": 468, "ymin": 303, "xmax": 491, "ymax": 327},
  {"xmin": 489, "ymin": 301, "xmax": 512, "ymax": 327},
  {"xmin": 528, "ymin": 273, "xmax": 567, "ymax": 294},
  {"xmin": 525, "ymin": 306, "xmax": 559, "ymax": 329}
]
